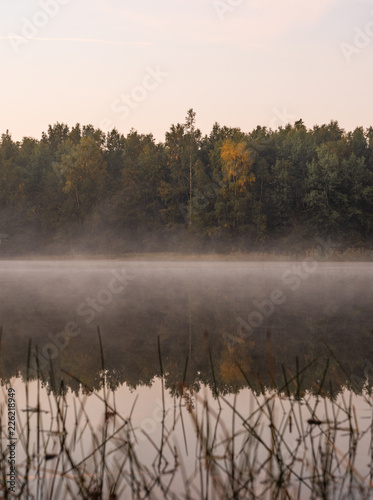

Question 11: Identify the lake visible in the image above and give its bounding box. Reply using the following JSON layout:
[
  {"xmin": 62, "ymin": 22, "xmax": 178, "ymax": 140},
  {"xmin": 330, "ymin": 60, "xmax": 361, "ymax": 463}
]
[{"xmin": 1, "ymin": 260, "xmax": 373, "ymax": 499}]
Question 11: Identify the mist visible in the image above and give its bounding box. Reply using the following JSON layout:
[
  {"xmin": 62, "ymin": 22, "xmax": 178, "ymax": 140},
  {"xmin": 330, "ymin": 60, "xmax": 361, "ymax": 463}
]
[{"xmin": 1, "ymin": 260, "xmax": 372, "ymax": 395}]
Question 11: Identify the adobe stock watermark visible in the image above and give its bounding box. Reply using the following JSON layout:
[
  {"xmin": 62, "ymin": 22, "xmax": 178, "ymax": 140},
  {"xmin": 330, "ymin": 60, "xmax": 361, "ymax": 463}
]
[
  {"xmin": 7, "ymin": 0, "xmax": 72, "ymax": 54},
  {"xmin": 213, "ymin": 0, "xmax": 244, "ymax": 21},
  {"xmin": 269, "ymin": 107, "xmax": 296, "ymax": 130},
  {"xmin": 340, "ymin": 7, "xmax": 373, "ymax": 62},
  {"xmin": 350, "ymin": 358, "xmax": 373, "ymax": 391},
  {"xmin": 137, "ymin": 398, "xmax": 167, "ymax": 443},
  {"xmin": 23, "ymin": 267, "xmax": 134, "ymax": 376},
  {"xmin": 223, "ymin": 238, "xmax": 333, "ymax": 347},
  {"xmin": 100, "ymin": 65, "xmax": 169, "ymax": 133}
]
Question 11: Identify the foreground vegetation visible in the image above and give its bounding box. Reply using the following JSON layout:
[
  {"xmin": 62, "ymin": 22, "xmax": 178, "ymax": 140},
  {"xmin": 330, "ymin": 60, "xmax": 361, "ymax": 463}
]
[
  {"xmin": 1, "ymin": 333, "xmax": 373, "ymax": 499},
  {"xmin": 1, "ymin": 112, "xmax": 373, "ymax": 255}
]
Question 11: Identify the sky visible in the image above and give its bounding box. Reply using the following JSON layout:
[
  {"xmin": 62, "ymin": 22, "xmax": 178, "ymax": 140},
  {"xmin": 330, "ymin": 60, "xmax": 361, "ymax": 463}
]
[{"xmin": 1, "ymin": 0, "xmax": 373, "ymax": 142}]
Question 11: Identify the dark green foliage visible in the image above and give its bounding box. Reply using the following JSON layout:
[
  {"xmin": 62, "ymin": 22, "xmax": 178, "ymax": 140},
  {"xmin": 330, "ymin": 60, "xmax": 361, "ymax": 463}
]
[{"xmin": 1, "ymin": 115, "xmax": 373, "ymax": 254}]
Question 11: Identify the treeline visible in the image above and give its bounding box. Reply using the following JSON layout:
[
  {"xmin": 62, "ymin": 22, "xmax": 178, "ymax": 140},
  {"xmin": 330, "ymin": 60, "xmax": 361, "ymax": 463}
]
[{"xmin": 1, "ymin": 110, "xmax": 373, "ymax": 254}]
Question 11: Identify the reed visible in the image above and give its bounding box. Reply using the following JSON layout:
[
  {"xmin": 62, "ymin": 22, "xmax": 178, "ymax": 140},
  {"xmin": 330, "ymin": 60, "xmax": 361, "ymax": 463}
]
[{"xmin": 0, "ymin": 331, "xmax": 372, "ymax": 499}]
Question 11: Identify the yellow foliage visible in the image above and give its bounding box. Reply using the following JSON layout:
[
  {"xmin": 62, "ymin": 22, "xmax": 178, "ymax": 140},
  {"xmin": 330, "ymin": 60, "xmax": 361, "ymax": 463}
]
[
  {"xmin": 220, "ymin": 139, "xmax": 255, "ymax": 192},
  {"xmin": 220, "ymin": 355, "xmax": 245, "ymax": 384},
  {"xmin": 219, "ymin": 345, "xmax": 253, "ymax": 384}
]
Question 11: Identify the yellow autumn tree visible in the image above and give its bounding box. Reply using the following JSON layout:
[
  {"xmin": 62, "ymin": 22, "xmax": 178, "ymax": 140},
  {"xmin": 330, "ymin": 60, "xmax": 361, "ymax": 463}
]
[
  {"xmin": 217, "ymin": 139, "xmax": 255, "ymax": 233},
  {"xmin": 219, "ymin": 343, "xmax": 254, "ymax": 386},
  {"xmin": 220, "ymin": 139, "xmax": 255, "ymax": 196}
]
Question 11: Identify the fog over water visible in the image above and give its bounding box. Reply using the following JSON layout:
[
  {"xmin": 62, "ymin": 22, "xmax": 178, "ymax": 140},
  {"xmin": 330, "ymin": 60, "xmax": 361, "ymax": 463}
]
[{"xmin": 1, "ymin": 260, "xmax": 373, "ymax": 393}]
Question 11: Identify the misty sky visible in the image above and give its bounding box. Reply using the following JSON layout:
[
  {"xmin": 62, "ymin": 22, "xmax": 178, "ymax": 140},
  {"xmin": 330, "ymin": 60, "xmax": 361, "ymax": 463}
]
[{"xmin": 1, "ymin": 0, "xmax": 373, "ymax": 141}]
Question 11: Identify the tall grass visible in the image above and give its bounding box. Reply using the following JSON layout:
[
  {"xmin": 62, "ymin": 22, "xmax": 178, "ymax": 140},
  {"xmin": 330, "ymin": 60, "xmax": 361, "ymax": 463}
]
[{"xmin": 1, "ymin": 331, "xmax": 373, "ymax": 499}]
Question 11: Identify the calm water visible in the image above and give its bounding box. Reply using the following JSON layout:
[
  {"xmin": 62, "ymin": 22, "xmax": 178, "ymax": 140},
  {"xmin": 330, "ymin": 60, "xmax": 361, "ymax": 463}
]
[
  {"xmin": 1, "ymin": 260, "xmax": 372, "ymax": 392},
  {"xmin": 1, "ymin": 260, "xmax": 373, "ymax": 498}
]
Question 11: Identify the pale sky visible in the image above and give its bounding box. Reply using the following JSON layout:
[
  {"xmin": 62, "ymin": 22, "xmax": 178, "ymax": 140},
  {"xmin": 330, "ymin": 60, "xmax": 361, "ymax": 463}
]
[{"xmin": 1, "ymin": 0, "xmax": 373, "ymax": 142}]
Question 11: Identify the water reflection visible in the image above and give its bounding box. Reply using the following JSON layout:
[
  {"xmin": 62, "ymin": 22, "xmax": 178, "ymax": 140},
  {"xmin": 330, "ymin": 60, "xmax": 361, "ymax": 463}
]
[
  {"xmin": 2, "ymin": 376, "xmax": 373, "ymax": 499},
  {"xmin": 0, "ymin": 260, "xmax": 372, "ymax": 395},
  {"xmin": 1, "ymin": 261, "xmax": 373, "ymax": 498}
]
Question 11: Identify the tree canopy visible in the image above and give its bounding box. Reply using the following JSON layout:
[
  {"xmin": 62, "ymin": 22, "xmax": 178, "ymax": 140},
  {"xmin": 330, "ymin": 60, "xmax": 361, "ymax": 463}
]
[{"xmin": 1, "ymin": 112, "xmax": 373, "ymax": 254}]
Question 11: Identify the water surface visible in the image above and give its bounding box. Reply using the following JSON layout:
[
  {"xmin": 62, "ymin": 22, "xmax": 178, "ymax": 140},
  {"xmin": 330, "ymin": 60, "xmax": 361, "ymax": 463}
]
[{"xmin": 1, "ymin": 260, "xmax": 373, "ymax": 498}]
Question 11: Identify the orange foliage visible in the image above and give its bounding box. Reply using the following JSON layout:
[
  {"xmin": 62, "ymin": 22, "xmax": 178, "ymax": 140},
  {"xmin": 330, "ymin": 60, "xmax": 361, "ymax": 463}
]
[{"xmin": 220, "ymin": 139, "xmax": 255, "ymax": 192}]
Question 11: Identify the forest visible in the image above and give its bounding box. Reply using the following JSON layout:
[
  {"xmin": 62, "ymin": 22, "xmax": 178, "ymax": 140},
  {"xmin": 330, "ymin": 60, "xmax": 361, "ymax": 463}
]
[{"xmin": 1, "ymin": 110, "xmax": 373, "ymax": 255}]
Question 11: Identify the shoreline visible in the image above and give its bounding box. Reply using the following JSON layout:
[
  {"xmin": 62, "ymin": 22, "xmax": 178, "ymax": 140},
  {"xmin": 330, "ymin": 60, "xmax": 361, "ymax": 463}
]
[{"xmin": 1, "ymin": 250, "xmax": 373, "ymax": 262}]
